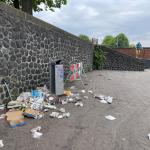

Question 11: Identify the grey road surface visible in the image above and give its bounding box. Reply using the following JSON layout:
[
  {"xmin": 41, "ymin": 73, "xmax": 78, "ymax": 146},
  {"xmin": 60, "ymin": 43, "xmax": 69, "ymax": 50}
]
[{"xmin": 1, "ymin": 70, "xmax": 150, "ymax": 150}]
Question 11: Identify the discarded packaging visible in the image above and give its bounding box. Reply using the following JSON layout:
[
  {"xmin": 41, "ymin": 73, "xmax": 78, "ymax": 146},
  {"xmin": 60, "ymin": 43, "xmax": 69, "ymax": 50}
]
[
  {"xmin": 49, "ymin": 112, "xmax": 60, "ymax": 118},
  {"xmin": 31, "ymin": 126, "xmax": 42, "ymax": 133},
  {"xmin": 71, "ymin": 93, "xmax": 79, "ymax": 97},
  {"xmin": 7, "ymin": 104, "xmax": 22, "ymax": 109},
  {"xmin": 0, "ymin": 140, "xmax": 4, "ymax": 148},
  {"xmin": 30, "ymin": 97, "xmax": 44, "ymax": 110},
  {"xmin": 43, "ymin": 104, "xmax": 57, "ymax": 110},
  {"xmin": 105, "ymin": 115, "xmax": 116, "ymax": 121},
  {"xmin": 6, "ymin": 111, "xmax": 26, "ymax": 128},
  {"xmin": 88, "ymin": 90, "xmax": 93, "ymax": 94},
  {"xmin": 68, "ymin": 98, "xmax": 74, "ymax": 102},
  {"xmin": 32, "ymin": 131, "xmax": 43, "ymax": 139},
  {"xmin": 75, "ymin": 102, "xmax": 83, "ymax": 107},
  {"xmin": 43, "ymin": 109, "xmax": 49, "ymax": 112},
  {"xmin": 75, "ymin": 96, "xmax": 82, "ymax": 101},
  {"xmin": 31, "ymin": 126, "xmax": 43, "ymax": 139},
  {"xmin": 37, "ymin": 114, "xmax": 44, "ymax": 119},
  {"xmin": 70, "ymin": 86, "xmax": 76, "ymax": 89},
  {"xmin": 62, "ymin": 100, "xmax": 68, "ymax": 105},
  {"xmin": 24, "ymin": 108, "xmax": 42, "ymax": 119},
  {"xmin": 17, "ymin": 92, "xmax": 31, "ymax": 102},
  {"xmin": 64, "ymin": 90, "xmax": 72, "ymax": 96},
  {"xmin": 49, "ymin": 97, "xmax": 54, "ymax": 101},
  {"xmin": 81, "ymin": 90, "xmax": 86, "ymax": 93},
  {"xmin": 94, "ymin": 94, "xmax": 113, "ymax": 104},
  {"xmin": 100, "ymin": 100, "xmax": 107, "ymax": 104},
  {"xmin": 0, "ymin": 114, "xmax": 6, "ymax": 119},
  {"xmin": 62, "ymin": 112, "xmax": 70, "ymax": 118},
  {"xmin": 105, "ymin": 96, "xmax": 113, "ymax": 104},
  {"xmin": 94, "ymin": 94, "xmax": 105, "ymax": 100},
  {"xmin": 49, "ymin": 112, "xmax": 70, "ymax": 119},
  {"xmin": 0, "ymin": 104, "xmax": 5, "ymax": 110},
  {"xmin": 58, "ymin": 115, "xmax": 63, "ymax": 119},
  {"xmin": 148, "ymin": 134, "xmax": 150, "ymax": 140},
  {"xmin": 59, "ymin": 108, "xmax": 65, "ymax": 113}
]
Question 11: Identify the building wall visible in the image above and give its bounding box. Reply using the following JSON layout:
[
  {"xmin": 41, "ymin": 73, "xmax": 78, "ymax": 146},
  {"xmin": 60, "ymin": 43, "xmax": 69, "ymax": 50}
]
[
  {"xmin": 0, "ymin": 3, "xmax": 94, "ymax": 103},
  {"xmin": 116, "ymin": 48, "xmax": 150, "ymax": 59}
]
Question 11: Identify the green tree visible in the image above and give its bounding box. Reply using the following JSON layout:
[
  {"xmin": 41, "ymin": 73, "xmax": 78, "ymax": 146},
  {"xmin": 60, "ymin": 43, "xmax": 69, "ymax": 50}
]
[
  {"xmin": 115, "ymin": 33, "xmax": 129, "ymax": 48},
  {"xmin": 102, "ymin": 35, "xmax": 115, "ymax": 47},
  {"xmin": 79, "ymin": 34, "xmax": 91, "ymax": 42},
  {"xmin": 0, "ymin": 0, "xmax": 67, "ymax": 15}
]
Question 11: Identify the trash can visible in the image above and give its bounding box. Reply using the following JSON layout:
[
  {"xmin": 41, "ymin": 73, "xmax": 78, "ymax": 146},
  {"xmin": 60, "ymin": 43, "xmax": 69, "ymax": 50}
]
[{"xmin": 50, "ymin": 60, "xmax": 64, "ymax": 95}]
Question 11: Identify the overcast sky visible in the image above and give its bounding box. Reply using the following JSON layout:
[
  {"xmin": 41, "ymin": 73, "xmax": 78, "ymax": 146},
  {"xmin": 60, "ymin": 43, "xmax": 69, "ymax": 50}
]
[{"xmin": 34, "ymin": 0, "xmax": 150, "ymax": 46}]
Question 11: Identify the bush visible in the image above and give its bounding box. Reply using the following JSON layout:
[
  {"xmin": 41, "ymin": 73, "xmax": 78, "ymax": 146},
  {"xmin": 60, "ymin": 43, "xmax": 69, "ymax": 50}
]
[{"xmin": 93, "ymin": 46, "xmax": 106, "ymax": 70}]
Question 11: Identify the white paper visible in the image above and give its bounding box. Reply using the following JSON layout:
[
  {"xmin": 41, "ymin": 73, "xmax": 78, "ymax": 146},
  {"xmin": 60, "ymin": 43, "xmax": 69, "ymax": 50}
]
[
  {"xmin": 75, "ymin": 102, "xmax": 84, "ymax": 107},
  {"xmin": 84, "ymin": 96, "xmax": 88, "ymax": 99},
  {"xmin": 0, "ymin": 140, "xmax": 4, "ymax": 148},
  {"xmin": 105, "ymin": 115, "xmax": 116, "ymax": 120},
  {"xmin": 100, "ymin": 100, "xmax": 107, "ymax": 104},
  {"xmin": 32, "ymin": 132, "xmax": 43, "ymax": 139},
  {"xmin": 49, "ymin": 112, "xmax": 60, "ymax": 118},
  {"xmin": 88, "ymin": 90, "xmax": 93, "ymax": 94},
  {"xmin": 59, "ymin": 108, "xmax": 66, "ymax": 113},
  {"xmin": 105, "ymin": 96, "xmax": 113, "ymax": 104},
  {"xmin": 31, "ymin": 126, "xmax": 42, "ymax": 133},
  {"xmin": 70, "ymin": 86, "xmax": 76, "ymax": 89},
  {"xmin": 81, "ymin": 90, "xmax": 86, "ymax": 93},
  {"xmin": 49, "ymin": 97, "xmax": 54, "ymax": 101}
]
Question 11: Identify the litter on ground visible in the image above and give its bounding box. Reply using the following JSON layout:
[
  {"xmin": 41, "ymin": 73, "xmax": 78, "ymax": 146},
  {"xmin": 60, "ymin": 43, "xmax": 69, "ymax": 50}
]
[
  {"xmin": 31, "ymin": 126, "xmax": 42, "ymax": 133},
  {"xmin": 147, "ymin": 134, "xmax": 150, "ymax": 140},
  {"xmin": 83, "ymin": 96, "xmax": 88, "ymax": 99},
  {"xmin": 0, "ymin": 114, "xmax": 6, "ymax": 119},
  {"xmin": 81, "ymin": 90, "xmax": 86, "ymax": 93},
  {"xmin": 32, "ymin": 131, "xmax": 43, "ymax": 139},
  {"xmin": 105, "ymin": 115, "xmax": 116, "ymax": 121},
  {"xmin": 88, "ymin": 90, "xmax": 93, "ymax": 94},
  {"xmin": 49, "ymin": 112, "xmax": 60, "ymax": 118},
  {"xmin": 49, "ymin": 111, "xmax": 70, "ymax": 119},
  {"xmin": 94, "ymin": 94, "xmax": 113, "ymax": 104},
  {"xmin": 75, "ymin": 102, "xmax": 84, "ymax": 107},
  {"xmin": 6, "ymin": 110, "xmax": 27, "ymax": 128},
  {"xmin": 0, "ymin": 140, "xmax": 4, "ymax": 148},
  {"xmin": 100, "ymin": 100, "xmax": 107, "ymax": 104},
  {"xmin": 70, "ymin": 86, "xmax": 76, "ymax": 89},
  {"xmin": 59, "ymin": 108, "xmax": 66, "ymax": 113},
  {"xmin": 0, "ymin": 104, "xmax": 5, "ymax": 110},
  {"xmin": 105, "ymin": 96, "xmax": 113, "ymax": 104},
  {"xmin": 31, "ymin": 126, "xmax": 43, "ymax": 139}
]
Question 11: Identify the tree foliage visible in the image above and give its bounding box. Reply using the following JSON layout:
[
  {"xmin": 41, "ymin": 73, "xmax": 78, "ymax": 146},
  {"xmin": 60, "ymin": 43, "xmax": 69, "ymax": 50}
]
[
  {"xmin": 102, "ymin": 33, "xmax": 129, "ymax": 48},
  {"xmin": 79, "ymin": 34, "xmax": 91, "ymax": 42},
  {"xmin": 93, "ymin": 46, "xmax": 106, "ymax": 70},
  {"xmin": 115, "ymin": 33, "xmax": 129, "ymax": 48},
  {"xmin": 32, "ymin": 0, "xmax": 67, "ymax": 12},
  {"xmin": 0, "ymin": 0, "xmax": 67, "ymax": 13},
  {"xmin": 102, "ymin": 35, "xmax": 115, "ymax": 47}
]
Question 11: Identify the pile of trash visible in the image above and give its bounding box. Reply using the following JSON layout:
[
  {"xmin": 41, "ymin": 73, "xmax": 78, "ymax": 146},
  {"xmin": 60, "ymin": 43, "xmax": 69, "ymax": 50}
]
[{"xmin": 0, "ymin": 85, "xmax": 86, "ymax": 128}]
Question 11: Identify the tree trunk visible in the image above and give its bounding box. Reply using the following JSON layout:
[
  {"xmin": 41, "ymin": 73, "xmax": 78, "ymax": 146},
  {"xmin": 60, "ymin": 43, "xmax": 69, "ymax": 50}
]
[
  {"xmin": 21, "ymin": 0, "xmax": 32, "ymax": 15},
  {"xmin": 13, "ymin": 0, "xmax": 20, "ymax": 9}
]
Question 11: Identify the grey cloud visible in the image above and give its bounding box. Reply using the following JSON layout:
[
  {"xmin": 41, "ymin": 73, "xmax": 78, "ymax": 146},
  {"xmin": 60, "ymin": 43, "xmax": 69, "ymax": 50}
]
[{"xmin": 34, "ymin": 0, "xmax": 150, "ymax": 46}]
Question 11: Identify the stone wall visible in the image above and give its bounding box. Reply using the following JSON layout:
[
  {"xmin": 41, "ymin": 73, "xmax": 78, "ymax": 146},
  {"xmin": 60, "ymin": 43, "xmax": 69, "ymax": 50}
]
[
  {"xmin": 0, "ymin": 3, "xmax": 94, "ymax": 103},
  {"xmin": 100, "ymin": 46, "xmax": 144, "ymax": 71}
]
